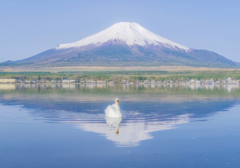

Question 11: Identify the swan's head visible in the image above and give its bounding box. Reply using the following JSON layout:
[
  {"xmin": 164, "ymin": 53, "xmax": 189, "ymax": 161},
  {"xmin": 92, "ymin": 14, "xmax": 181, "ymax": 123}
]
[{"xmin": 115, "ymin": 98, "xmax": 119, "ymax": 106}]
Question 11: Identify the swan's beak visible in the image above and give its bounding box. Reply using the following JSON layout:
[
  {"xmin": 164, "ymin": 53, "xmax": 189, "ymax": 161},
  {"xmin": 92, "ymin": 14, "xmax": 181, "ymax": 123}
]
[
  {"xmin": 116, "ymin": 130, "xmax": 119, "ymax": 134},
  {"xmin": 116, "ymin": 101, "xmax": 119, "ymax": 106}
]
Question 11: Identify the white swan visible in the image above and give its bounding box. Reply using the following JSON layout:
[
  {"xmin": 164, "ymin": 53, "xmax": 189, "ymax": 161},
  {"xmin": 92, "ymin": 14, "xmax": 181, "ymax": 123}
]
[{"xmin": 105, "ymin": 98, "xmax": 122, "ymax": 118}]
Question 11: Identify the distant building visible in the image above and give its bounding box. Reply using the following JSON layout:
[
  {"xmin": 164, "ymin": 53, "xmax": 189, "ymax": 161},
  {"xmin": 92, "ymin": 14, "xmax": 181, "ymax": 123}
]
[
  {"xmin": 0, "ymin": 79, "xmax": 17, "ymax": 83},
  {"xmin": 205, "ymin": 80, "xmax": 214, "ymax": 85},
  {"xmin": 24, "ymin": 80, "xmax": 31, "ymax": 84},
  {"xmin": 38, "ymin": 79, "xmax": 46, "ymax": 83},
  {"xmin": 79, "ymin": 80, "xmax": 85, "ymax": 83},
  {"xmin": 97, "ymin": 80, "xmax": 106, "ymax": 84},
  {"xmin": 122, "ymin": 80, "xmax": 129, "ymax": 84},
  {"xmin": 18, "ymin": 80, "xmax": 24, "ymax": 84},
  {"xmin": 144, "ymin": 80, "xmax": 149, "ymax": 84},
  {"xmin": 86, "ymin": 80, "xmax": 96, "ymax": 84},
  {"xmin": 24, "ymin": 80, "xmax": 36, "ymax": 84},
  {"xmin": 190, "ymin": 79, "xmax": 196, "ymax": 83},
  {"xmin": 62, "ymin": 79, "xmax": 76, "ymax": 83},
  {"xmin": 108, "ymin": 81, "xmax": 115, "ymax": 84}
]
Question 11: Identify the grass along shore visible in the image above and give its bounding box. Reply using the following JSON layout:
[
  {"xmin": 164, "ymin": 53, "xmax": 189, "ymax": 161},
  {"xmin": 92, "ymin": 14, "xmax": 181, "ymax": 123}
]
[{"xmin": 0, "ymin": 69, "xmax": 240, "ymax": 84}]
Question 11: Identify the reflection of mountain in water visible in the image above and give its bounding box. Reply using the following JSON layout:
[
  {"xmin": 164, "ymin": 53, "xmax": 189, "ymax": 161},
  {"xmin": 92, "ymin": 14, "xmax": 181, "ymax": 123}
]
[
  {"xmin": 32, "ymin": 109, "xmax": 190, "ymax": 147},
  {"xmin": 74, "ymin": 114, "xmax": 189, "ymax": 147},
  {"xmin": 0, "ymin": 84, "xmax": 239, "ymax": 146},
  {"xmin": 0, "ymin": 97, "xmax": 238, "ymax": 119}
]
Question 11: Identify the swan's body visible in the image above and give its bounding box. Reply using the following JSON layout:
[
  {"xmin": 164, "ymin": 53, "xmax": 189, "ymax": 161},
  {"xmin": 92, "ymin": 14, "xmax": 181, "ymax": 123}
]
[{"xmin": 105, "ymin": 98, "xmax": 122, "ymax": 118}]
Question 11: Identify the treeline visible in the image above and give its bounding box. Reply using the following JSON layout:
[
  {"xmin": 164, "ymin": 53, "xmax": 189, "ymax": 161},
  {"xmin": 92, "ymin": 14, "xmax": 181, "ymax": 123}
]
[{"xmin": 0, "ymin": 70, "xmax": 240, "ymax": 81}]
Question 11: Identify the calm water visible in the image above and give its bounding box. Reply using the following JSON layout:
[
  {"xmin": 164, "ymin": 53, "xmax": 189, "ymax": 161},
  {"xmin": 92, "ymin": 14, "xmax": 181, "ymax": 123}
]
[{"xmin": 0, "ymin": 84, "xmax": 240, "ymax": 168}]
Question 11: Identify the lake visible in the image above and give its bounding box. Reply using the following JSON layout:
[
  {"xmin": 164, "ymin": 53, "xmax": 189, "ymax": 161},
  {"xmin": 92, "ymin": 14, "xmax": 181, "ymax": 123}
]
[{"xmin": 0, "ymin": 84, "xmax": 240, "ymax": 168}]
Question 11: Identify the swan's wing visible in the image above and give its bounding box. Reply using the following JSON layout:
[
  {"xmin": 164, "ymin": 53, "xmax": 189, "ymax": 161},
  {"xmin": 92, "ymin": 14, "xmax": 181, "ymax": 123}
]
[
  {"xmin": 105, "ymin": 104, "xmax": 116, "ymax": 117},
  {"xmin": 111, "ymin": 104, "xmax": 118, "ymax": 111},
  {"xmin": 112, "ymin": 104, "xmax": 121, "ymax": 114},
  {"xmin": 105, "ymin": 104, "xmax": 122, "ymax": 117}
]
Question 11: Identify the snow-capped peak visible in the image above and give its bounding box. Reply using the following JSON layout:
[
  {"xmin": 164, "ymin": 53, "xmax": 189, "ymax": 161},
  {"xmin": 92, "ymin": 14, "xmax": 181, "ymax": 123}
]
[{"xmin": 55, "ymin": 22, "xmax": 189, "ymax": 51}]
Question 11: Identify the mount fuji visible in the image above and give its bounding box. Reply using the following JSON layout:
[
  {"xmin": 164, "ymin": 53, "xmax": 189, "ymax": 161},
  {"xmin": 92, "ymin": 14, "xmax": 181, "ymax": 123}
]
[{"xmin": 11, "ymin": 22, "xmax": 239, "ymax": 67}]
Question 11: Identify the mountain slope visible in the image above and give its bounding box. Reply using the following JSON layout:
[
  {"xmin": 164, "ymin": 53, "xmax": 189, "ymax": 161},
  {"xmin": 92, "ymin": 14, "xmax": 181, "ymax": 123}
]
[{"xmin": 13, "ymin": 22, "xmax": 239, "ymax": 67}]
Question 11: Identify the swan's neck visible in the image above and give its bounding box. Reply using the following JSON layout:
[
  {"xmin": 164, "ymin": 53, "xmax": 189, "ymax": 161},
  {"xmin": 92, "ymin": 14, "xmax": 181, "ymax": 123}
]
[{"xmin": 115, "ymin": 105, "xmax": 120, "ymax": 113}]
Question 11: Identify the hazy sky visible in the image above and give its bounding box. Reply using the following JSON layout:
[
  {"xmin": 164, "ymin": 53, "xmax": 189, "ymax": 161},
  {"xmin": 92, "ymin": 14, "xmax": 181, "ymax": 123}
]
[{"xmin": 0, "ymin": 0, "xmax": 239, "ymax": 63}]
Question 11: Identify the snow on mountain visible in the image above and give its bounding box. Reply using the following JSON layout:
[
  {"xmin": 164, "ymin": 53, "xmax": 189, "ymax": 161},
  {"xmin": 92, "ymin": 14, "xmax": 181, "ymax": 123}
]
[{"xmin": 55, "ymin": 22, "xmax": 189, "ymax": 51}]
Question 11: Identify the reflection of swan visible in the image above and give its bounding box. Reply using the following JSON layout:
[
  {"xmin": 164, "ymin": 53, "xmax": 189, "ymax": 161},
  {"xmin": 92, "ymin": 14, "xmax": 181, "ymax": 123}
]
[
  {"xmin": 105, "ymin": 116, "xmax": 122, "ymax": 134},
  {"xmin": 105, "ymin": 98, "xmax": 122, "ymax": 118}
]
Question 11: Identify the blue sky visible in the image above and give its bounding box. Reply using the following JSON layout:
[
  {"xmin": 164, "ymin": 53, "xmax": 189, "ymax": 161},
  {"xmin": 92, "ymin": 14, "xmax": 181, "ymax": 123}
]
[{"xmin": 0, "ymin": 0, "xmax": 240, "ymax": 63}]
